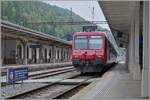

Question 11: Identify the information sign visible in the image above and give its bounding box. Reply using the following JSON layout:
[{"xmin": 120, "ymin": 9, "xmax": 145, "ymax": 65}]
[{"xmin": 7, "ymin": 67, "xmax": 28, "ymax": 83}]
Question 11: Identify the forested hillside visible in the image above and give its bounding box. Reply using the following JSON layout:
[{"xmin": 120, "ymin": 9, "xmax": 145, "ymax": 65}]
[{"xmin": 1, "ymin": 1, "xmax": 85, "ymax": 39}]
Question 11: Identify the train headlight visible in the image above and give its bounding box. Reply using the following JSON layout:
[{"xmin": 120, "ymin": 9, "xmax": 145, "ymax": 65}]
[
  {"xmin": 74, "ymin": 55, "xmax": 79, "ymax": 59},
  {"xmin": 96, "ymin": 55, "xmax": 101, "ymax": 58}
]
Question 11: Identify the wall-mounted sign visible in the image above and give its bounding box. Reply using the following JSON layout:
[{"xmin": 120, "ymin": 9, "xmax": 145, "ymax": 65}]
[{"xmin": 30, "ymin": 44, "xmax": 41, "ymax": 48}]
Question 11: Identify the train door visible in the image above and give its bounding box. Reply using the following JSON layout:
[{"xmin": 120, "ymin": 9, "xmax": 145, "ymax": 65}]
[{"xmin": 106, "ymin": 41, "xmax": 111, "ymax": 63}]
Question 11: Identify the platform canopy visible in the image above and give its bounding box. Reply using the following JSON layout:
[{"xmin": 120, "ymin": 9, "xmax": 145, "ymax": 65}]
[{"xmin": 99, "ymin": 1, "xmax": 131, "ymax": 34}]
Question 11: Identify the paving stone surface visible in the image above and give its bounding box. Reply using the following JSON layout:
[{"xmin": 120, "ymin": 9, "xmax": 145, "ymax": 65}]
[
  {"xmin": 1, "ymin": 82, "xmax": 49, "ymax": 98},
  {"xmin": 70, "ymin": 63, "xmax": 141, "ymax": 100}
]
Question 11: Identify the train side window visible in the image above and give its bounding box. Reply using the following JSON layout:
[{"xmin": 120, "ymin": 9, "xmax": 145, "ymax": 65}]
[
  {"xmin": 75, "ymin": 36, "xmax": 88, "ymax": 49},
  {"xmin": 119, "ymin": 43, "xmax": 123, "ymax": 47},
  {"xmin": 89, "ymin": 36, "xmax": 103, "ymax": 49},
  {"xmin": 117, "ymin": 32, "xmax": 122, "ymax": 38}
]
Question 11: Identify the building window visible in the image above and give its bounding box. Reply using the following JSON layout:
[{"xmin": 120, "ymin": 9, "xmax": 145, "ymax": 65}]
[
  {"xmin": 45, "ymin": 48, "xmax": 47, "ymax": 60},
  {"xmin": 17, "ymin": 45, "xmax": 22, "ymax": 59},
  {"xmin": 27, "ymin": 46, "xmax": 29, "ymax": 59},
  {"xmin": 57, "ymin": 49, "xmax": 59, "ymax": 59},
  {"xmin": 49, "ymin": 49, "xmax": 51, "ymax": 59}
]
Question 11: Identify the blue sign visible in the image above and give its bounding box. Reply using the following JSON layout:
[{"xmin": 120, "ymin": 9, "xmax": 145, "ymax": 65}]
[
  {"xmin": 30, "ymin": 44, "xmax": 41, "ymax": 48},
  {"xmin": 7, "ymin": 67, "xmax": 28, "ymax": 83}
]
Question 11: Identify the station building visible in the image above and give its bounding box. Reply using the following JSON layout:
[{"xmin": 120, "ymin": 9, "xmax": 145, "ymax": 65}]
[{"xmin": 1, "ymin": 20, "xmax": 72, "ymax": 65}]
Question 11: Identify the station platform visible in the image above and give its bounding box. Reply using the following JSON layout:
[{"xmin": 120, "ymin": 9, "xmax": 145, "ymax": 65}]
[
  {"xmin": 70, "ymin": 63, "xmax": 143, "ymax": 100},
  {"xmin": 0, "ymin": 66, "xmax": 75, "ymax": 83},
  {"xmin": 1, "ymin": 62, "xmax": 72, "ymax": 75}
]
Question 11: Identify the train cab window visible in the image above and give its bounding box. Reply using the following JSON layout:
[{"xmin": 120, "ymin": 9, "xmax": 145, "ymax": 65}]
[
  {"xmin": 89, "ymin": 36, "xmax": 103, "ymax": 49},
  {"xmin": 75, "ymin": 36, "xmax": 88, "ymax": 49}
]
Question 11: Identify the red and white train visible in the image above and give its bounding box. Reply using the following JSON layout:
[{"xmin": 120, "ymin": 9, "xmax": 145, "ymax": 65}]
[{"xmin": 72, "ymin": 29, "xmax": 117, "ymax": 73}]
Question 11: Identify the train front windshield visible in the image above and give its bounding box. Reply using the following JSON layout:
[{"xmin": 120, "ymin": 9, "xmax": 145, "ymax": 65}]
[
  {"xmin": 75, "ymin": 36, "xmax": 88, "ymax": 49},
  {"xmin": 75, "ymin": 35, "xmax": 103, "ymax": 50},
  {"xmin": 89, "ymin": 36, "xmax": 103, "ymax": 49}
]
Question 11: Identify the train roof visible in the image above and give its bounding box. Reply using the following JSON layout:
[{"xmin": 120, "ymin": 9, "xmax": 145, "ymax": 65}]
[{"xmin": 73, "ymin": 32, "xmax": 106, "ymax": 36}]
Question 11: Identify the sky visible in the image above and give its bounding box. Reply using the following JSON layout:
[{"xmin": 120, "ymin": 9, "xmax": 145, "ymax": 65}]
[
  {"xmin": 43, "ymin": 0, "xmax": 110, "ymax": 29},
  {"xmin": 43, "ymin": 1, "xmax": 119, "ymax": 53}
]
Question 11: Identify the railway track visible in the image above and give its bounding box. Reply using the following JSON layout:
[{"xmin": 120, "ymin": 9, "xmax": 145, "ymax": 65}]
[
  {"xmin": 1, "ymin": 66, "xmax": 77, "ymax": 86},
  {"xmin": 3, "ymin": 63, "xmax": 117, "ymax": 99},
  {"xmin": 30, "ymin": 67, "xmax": 77, "ymax": 79},
  {"xmin": 53, "ymin": 63, "xmax": 117, "ymax": 99},
  {"xmin": 4, "ymin": 75, "xmax": 75, "ymax": 99},
  {"xmin": 5, "ymin": 74, "xmax": 98, "ymax": 99},
  {"xmin": 52, "ymin": 75, "xmax": 97, "ymax": 99}
]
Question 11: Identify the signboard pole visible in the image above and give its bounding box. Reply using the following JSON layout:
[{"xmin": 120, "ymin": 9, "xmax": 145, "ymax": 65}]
[
  {"xmin": 21, "ymin": 80, "xmax": 23, "ymax": 86},
  {"xmin": 13, "ymin": 81, "xmax": 15, "ymax": 88}
]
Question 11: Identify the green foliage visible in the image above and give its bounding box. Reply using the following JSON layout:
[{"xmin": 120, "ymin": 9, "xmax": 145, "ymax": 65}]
[{"xmin": 1, "ymin": 1, "xmax": 85, "ymax": 39}]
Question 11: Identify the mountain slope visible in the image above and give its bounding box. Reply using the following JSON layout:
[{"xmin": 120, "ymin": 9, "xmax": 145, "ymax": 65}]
[{"xmin": 1, "ymin": 1, "xmax": 85, "ymax": 38}]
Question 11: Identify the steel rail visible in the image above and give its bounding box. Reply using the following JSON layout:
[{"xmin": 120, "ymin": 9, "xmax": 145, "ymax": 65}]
[
  {"xmin": 30, "ymin": 68, "xmax": 77, "ymax": 79},
  {"xmin": 52, "ymin": 75, "xmax": 98, "ymax": 99},
  {"xmin": 2, "ymin": 67, "xmax": 76, "ymax": 86},
  {"xmin": 5, "ymin": 73, "xmax": 80, "ymax": 99}
]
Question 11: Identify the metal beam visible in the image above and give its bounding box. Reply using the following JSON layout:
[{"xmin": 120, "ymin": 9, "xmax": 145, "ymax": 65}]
[{"xmin": 27, "ymin": 21, "xmax": 108, "ymax": 25}]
